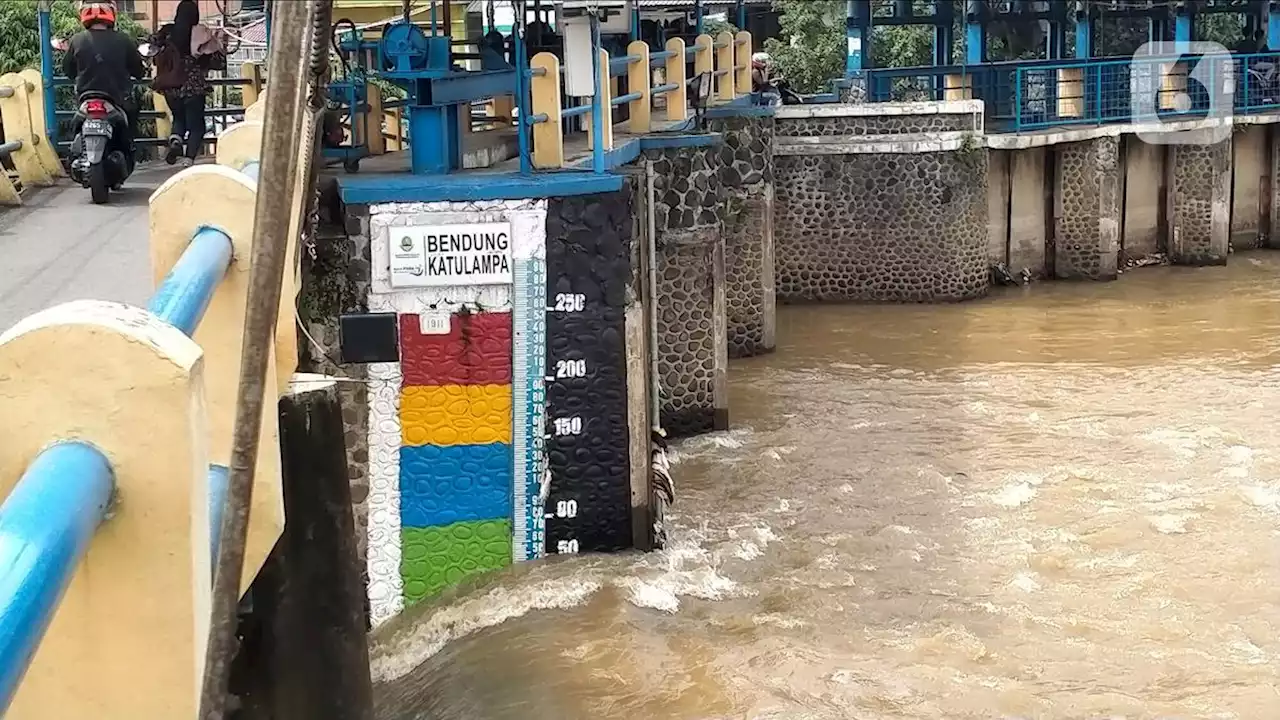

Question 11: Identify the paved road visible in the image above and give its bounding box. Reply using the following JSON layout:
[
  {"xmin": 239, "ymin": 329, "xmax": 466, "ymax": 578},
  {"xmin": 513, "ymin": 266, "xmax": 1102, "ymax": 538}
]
[{"xmin": 0, "ymin": 164, "xmax": 181, "ymax": 331}]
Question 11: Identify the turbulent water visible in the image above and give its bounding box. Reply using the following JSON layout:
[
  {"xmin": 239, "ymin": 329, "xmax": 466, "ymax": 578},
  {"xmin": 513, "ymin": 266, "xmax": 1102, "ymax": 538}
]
[{"xmin": 371, "ymin": 256, "xmax": 1280, "ymax": 720}]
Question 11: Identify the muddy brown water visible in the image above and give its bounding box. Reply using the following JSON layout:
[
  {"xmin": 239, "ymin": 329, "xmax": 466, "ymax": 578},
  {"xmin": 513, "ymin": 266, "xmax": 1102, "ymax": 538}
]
[{"xmin": 371, "ymin": 256, "xmax": 1280, "ymax": 720}]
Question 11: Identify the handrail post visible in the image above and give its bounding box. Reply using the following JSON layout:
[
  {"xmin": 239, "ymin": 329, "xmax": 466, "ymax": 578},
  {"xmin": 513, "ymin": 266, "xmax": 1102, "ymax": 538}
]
[
  {"xmin": 155, "ymin": 91, "xmax": 173, "ymax": 143},
  {"xmin": 367, "ymin": 83, "xmax": 385, "ymax": 155},
  {"xmin": 734, "ymin": 31, "xmax": 752, "ymax": 97},
  {"xmin": 627, "ymin": 40, "xmax": 651, "ymax": 134},
  {"xmin": 586, "ymin": 48, "xmax": 614, "ymax": 157},
  {"xmin": 665, "ymin": 38, "xmax": 688, "ymax": 122},
  {"xmin": 530, "ymin": 52, "xmax": 564, "ymax": 168},
  {"xmin": 715, "ymin": 31, "xmax": 735, "ymax": 103},
  {"xmin": 241, "ymin": 62, "xmax": 263, "ymax": 106},
  {"xmin": 695, "ymin": 34, "xmax": 714, "ymax": 106}
]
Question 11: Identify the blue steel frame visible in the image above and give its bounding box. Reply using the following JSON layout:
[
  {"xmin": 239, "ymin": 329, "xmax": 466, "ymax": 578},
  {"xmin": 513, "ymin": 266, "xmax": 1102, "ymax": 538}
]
[{"xmin": 37, "ymin": 3, "xmax": 57, "ymax": 146}]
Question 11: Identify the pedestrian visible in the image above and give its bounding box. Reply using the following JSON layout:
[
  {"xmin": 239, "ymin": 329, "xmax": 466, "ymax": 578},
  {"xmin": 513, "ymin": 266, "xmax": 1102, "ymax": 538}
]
[{"xmin": 151, "ymin": 0, "xmax": 225, "ymax": 167}]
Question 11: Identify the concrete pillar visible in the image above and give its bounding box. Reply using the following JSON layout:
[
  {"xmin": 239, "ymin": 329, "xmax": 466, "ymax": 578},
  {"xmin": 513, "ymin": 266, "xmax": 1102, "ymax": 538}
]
[
  {"xmin": 708, "ymin": 111, "xmax": 776, "ymax": 359},
  {"xmin": 1167, "ymin": 135, "xmax": 1231, "ymax": 266},
  {"xmin": 234, "ymin": 377, "xmax": 374, "ymax": 720},
  {"xmin": 1009, "ymin": 147, "xmax": 1048, "ymax": 278},
  {"xmin": 1231, "ymin": 125, "xmax": 1267, "ymax": 251},
  {"xmin": 1052, "ymin": 136, "xmax": 1120, "ymax": 280},
  {"xmin": 642, "ymin": 143, "xmax": 729, "ymax": 438},
  {"xmin": 1121, "ymin": 136, "xmax": 1164, "ymax": 261},
  {"xmin": 1270, "ymin": 124, "xmax": 1280, "ymax": 248},
  {"xmin": 986, "ymin": 149, "xmax": 1010, "ymax": 268}
]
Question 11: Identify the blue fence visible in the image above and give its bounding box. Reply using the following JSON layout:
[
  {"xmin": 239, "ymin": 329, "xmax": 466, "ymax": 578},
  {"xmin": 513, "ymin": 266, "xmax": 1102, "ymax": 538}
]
[{"xmin": 863, "ymin": 51, "xmax": 1280, "ymax": 132}]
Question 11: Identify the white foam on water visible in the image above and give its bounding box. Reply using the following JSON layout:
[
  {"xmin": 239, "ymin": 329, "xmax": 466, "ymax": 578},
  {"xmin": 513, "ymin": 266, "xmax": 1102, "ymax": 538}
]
[
  {"xmin": 615, "ymin": 563, "xmax": 742, "ymax": 614},
  {"xmin": 1146, "ymin": 513, "xmax": 1194, "ymax": 534},
  {"xmin": 369, "ymin": 573, "xmax": 605, "ymax": 683},
  {"xmin": 992, "ymin": 482, "xmax": 1037, "ymax": 508},
  {"xmin": 1240, "ymin": 484, "xmax": 1280, "ymax": 510}
]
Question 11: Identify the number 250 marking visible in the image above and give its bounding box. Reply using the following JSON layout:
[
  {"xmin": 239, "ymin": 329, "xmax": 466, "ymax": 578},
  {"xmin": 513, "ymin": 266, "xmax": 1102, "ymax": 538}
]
[{"xmin": 554, "ymin": 293, "xmax": 586, "ymax": 312}]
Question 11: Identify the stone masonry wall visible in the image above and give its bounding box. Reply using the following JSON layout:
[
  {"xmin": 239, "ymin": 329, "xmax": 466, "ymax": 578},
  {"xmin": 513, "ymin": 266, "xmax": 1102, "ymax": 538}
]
[
  {"xmin": 300, "ymin": 198, "xmax": 375, "ymax": 574},
  {"xmin": 640, "ymin": 144, "xmax": 728, "ymax": 438},
  {"xmin": 774, "ymin": 148, "xmax": 989, "ymax": 302},
  {"xmin": 1053, "ymin": 137, "xmax": 1121, "ymax": 280},
  {"xmin": 707, "ymin": 113, "xmax": 775, "ymax": 358},
  {"xmin": 1169, "ymin": 137, "xmax": 1231, "ymax": 266},
  {"xmin": 776, "ymin": 113, "xmax": 977, "ymax": 137}
]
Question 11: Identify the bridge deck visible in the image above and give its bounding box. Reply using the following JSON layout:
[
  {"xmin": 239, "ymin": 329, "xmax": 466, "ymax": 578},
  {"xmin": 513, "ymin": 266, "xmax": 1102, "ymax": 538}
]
[{"xmin": 0, "ymin": 164, "xmax": 181, "ymax": 331}]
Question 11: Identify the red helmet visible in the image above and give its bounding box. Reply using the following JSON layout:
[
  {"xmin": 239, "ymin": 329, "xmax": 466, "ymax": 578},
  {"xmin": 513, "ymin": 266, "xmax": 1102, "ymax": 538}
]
[{"xmin": 79, "ymin": 1, "xmax": 117, "ymax": 29}]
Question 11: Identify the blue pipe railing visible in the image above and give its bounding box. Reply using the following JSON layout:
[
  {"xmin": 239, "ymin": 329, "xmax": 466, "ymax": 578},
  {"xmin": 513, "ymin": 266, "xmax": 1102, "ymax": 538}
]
[
  {"xmin": 0, "ymin": 442, "xmax": 113, "ymax": 710},
  {"xmin": 0, "ymin": 217, "xmax": 236, "ymax": 712}
]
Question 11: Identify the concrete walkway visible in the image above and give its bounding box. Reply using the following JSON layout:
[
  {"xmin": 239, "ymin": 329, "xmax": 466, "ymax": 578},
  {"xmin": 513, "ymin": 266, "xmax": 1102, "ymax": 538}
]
[{"xmin": 0, "ymin": 164, "xmax": 180, "ymax": 331}]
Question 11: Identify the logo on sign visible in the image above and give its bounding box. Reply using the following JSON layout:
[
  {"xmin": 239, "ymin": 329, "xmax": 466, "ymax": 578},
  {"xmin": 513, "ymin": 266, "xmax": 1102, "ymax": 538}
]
[{"xmin": 389, "ymin": 222, "xmax": 514, "ymax": 288}]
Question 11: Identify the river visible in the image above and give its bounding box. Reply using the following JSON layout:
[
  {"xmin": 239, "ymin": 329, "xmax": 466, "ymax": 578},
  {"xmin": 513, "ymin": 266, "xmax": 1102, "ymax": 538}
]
[{"xmin": 371, "ymin": 256, "xmax": 1280, "ymax": 719}]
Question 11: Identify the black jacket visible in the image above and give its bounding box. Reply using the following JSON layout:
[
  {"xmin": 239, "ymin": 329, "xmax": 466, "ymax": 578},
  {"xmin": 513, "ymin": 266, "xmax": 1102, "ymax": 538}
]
[{"xmin": 62, "ymin": 28, "xmax": 146, "ymax": 105}]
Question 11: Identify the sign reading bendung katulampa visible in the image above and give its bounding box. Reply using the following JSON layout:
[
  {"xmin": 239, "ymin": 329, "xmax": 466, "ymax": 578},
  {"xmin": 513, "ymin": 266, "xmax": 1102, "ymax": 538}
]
[{"xmin": 389, "ymin": 222, "xmax": 514, "ymax": 287}]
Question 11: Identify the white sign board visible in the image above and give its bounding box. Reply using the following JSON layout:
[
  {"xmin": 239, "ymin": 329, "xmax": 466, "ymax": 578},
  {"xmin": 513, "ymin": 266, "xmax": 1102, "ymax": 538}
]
[{"xmin": 389, "ymin": 222, "xmax": 513, "ymax": 288}]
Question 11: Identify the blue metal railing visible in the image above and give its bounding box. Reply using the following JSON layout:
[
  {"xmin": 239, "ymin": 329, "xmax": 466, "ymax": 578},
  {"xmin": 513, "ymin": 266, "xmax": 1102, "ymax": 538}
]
[
  {"xmin": 862, "ymin": 51, "xmax": 1280, "ymax": 133},
  {"xmin": 0, "ymin": 198, "xmax": 243, "ymax": 712}
]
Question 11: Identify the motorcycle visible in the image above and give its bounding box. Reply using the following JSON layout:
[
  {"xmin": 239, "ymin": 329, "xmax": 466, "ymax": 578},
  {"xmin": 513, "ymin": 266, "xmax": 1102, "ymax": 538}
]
[
  {"xmin": 56, "ymin": 39, "xmax": 158, "ymax": 205},
  {"xmin": 754, "ymin": 77, "xmax": 805, "ymax": 107}
]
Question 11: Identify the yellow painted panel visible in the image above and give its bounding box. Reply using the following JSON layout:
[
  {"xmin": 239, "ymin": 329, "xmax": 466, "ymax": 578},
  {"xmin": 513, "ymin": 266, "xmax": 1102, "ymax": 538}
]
[{"xmin": 401, "ymin": 384, "xmax": 512, "ymax": 447}]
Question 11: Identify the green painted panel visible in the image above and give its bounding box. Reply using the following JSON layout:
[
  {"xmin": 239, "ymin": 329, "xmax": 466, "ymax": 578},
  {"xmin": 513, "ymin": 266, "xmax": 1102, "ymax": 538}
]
[{"xmin": 401, "ymin": 519, "xmax": 512, "ymax": 603}]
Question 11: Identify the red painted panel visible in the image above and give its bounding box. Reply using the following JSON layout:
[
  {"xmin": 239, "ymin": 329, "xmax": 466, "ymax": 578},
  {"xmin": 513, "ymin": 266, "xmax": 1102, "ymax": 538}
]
[{"xmin": 400, "ymin": 312, "xmax": 512, "ymax": 387}]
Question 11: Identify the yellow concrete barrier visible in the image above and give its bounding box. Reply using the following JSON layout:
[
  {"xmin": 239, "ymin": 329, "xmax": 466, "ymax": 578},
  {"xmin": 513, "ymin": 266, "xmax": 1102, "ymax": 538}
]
[
  {"xmin": 215, "ymin": 119, "xmax": 265, "ymax": 171},
  {"xmin": 19, "ymin": 68, "xmax": 61, "ymax": 177},
  {"xmin": 149, "ymin": 166, "xmax": 285, "ymax": 591},
  {"xmin": 0, "ymin": 300, "xmax": 211, "ymax": 718},
  {"xmin": 0, "ymin": 73, "xmax": 53, "ymax": 188}
]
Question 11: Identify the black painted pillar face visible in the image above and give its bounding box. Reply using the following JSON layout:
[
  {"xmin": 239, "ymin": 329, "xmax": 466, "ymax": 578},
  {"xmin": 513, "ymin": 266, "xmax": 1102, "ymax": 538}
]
[{"xmin": 543, "ymin": 190, "xmax": 637, "ymax": 555}]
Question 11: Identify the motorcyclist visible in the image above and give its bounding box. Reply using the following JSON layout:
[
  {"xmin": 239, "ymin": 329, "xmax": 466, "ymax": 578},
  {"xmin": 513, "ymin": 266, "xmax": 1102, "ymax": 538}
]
[
  {"xmin": 61, "ymin": 1, "xmax": 146, "ymax": 155},
  {"xmin": 751, "ymin": 53, "xmax": 781, "ymax": 107}
]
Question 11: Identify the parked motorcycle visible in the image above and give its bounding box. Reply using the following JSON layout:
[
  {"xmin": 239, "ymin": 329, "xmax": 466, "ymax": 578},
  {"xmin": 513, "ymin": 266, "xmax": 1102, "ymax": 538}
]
[{"xmin": 57, "ymin": 39, "xmax": 157, "ymax": 205}]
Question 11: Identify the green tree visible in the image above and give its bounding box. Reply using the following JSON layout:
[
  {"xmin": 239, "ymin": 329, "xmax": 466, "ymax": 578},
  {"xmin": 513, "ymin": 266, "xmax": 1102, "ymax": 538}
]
[
  {"xmin": 763, "ymin": 0, "xmax": 845, "ymax": 94},
  {"xmin": 0, "ymin": 0, "xmax": 144, "ymax": 75}
]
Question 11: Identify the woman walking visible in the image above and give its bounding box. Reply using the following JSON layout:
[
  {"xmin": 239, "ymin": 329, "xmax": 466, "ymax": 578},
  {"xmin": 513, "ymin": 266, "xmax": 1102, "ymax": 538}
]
[{"xmin": 153, "ymin": 0, "xmax": 217, "ymax": 167}]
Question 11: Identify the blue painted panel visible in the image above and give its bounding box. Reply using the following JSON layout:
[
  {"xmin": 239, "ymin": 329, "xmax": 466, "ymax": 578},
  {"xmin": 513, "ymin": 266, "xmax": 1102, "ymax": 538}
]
[
  {"xmin": 208, "ymin": 465, "xmax": 229, "ymax": 562},
  {"xmin": 147, "ymin": 226, "xmax": 233, "ymax": 337},
  {"xmin": 400, "ymin": 443, "xmax": 513, "ymax": 528},
  {"xmin": 641, "ymin": 133, "xmax": 723, "ymax": 150},
  {"xmin": 338, "ymin": 171, "xmax": 624, "ymax": 204},
  {"xmin": 704, "ymin": 105, "xmax": 775, "ymax": 119},
  {"xmin": 568, "ymin": 139, "xmax": 642, "ymax": 170},
  {"xmin": 0, "ymin": 442, "xmax": 113, "ymax": 713}
]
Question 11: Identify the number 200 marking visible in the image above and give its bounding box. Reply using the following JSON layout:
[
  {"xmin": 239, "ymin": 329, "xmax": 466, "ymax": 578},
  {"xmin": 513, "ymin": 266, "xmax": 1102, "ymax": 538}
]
[{"xmin": 555, "ymin": 359, "xmax": 587, "ymax": 378}]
